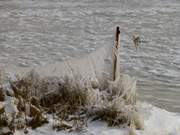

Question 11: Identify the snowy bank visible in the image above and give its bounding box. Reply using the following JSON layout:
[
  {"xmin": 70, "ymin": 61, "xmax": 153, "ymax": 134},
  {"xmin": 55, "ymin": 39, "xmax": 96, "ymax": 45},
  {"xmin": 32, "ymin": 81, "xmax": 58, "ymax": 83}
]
[
  {"xmin": 1, "ymin": 44, "xmax": 180, "ymax": 135},
  {"xmin": 13, "ymin": 103, "xmax": 180, "ymax": 135}
]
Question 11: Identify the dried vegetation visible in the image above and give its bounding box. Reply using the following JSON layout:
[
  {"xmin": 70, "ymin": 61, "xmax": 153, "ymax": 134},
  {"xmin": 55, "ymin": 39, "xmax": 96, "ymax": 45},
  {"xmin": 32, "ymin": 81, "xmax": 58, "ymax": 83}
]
[{"xmin": 0, "ymin": 71, "xmax": 144, "ymax": 134}]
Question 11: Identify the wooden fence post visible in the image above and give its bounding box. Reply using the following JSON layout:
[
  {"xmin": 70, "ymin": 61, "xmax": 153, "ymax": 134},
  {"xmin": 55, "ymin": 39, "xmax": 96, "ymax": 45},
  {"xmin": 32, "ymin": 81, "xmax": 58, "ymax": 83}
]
[{"xmin": 113, "ymin": 26, "xmax": 120, "ymax": 81}]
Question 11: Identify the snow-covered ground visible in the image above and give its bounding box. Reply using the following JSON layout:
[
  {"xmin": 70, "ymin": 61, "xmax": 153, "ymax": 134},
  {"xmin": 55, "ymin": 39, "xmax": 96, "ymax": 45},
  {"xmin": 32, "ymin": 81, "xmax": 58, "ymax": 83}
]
[{"xmin": 13, "ymin": 103, "xmax": 180, "ymax": 135}]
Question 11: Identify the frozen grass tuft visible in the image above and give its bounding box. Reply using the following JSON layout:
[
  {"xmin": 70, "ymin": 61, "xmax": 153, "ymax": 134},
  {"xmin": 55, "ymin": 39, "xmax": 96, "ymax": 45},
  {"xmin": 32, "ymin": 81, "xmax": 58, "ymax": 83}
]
[{"xmin": 0, "ymin": 70, "xmax": 143, "ymax": 133}]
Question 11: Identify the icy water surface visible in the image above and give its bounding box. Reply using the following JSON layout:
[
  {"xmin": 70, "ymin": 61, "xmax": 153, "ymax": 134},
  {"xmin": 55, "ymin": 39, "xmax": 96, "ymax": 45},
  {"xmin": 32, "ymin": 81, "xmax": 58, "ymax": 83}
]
[{"xmin": 0, "ymin": 0, "xmax": 180, "ymax": 112}]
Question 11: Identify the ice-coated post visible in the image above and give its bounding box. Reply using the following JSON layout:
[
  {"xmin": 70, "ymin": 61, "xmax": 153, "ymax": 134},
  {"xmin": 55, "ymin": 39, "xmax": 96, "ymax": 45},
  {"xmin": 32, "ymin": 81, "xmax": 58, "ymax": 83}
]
[{"xmin": 113, "ymin": 26, "xmax": 120, "ymax": 81}]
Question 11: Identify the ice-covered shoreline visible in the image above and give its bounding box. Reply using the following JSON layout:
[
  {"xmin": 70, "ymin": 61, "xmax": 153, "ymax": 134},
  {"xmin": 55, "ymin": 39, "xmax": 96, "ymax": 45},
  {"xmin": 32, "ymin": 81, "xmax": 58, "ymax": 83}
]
[
  {"xmin": 1, "ymin": 44, "xmax": 180, "ymax": 135},
  {"xmin": 1, "ymin": 68, "xmax": 180, "ymax": 135},
  {"xmin": 13, "ymin": 102, "xmax": 180, "ymax": 135}
]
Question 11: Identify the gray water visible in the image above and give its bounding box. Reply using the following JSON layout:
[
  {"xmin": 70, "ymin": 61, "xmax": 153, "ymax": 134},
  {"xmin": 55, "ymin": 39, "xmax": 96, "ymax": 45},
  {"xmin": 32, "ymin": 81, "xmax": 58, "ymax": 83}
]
[{"xmin": 0, "ymin": 0, "xmax": 180, "ymax": 112}]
